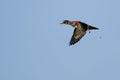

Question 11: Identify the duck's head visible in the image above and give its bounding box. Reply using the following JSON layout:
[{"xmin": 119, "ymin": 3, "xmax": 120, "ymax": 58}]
[{"xmin": 60, "ymin": 20, "xmax": 70, "ymax": 25}]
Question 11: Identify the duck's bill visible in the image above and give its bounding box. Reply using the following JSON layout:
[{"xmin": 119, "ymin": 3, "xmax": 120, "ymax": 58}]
[{"xmin": 60, "ymin": 22, "xmax": 63, "ymax": 24}]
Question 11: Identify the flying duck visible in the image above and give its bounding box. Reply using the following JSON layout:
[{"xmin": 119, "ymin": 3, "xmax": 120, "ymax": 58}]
[{"xmin": 60, "ymin": 20, "xmax": 99, "ymax": 45}]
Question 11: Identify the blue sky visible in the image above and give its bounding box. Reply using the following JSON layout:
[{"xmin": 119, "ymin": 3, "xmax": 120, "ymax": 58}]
[{"xmin": 0, "ymin": 0, "xmax": 120, "ymax": 80}]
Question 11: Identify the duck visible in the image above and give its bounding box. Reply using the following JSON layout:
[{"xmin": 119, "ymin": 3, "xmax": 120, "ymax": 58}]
[{"xmin": 60, "ymin": 20, "xmax": 99, "ymax": 45}]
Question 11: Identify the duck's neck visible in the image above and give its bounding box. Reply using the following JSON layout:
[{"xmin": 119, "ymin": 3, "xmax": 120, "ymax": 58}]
[{"xmin": 69, "ymin": 21, "xmax": 78, "ymax": 27}]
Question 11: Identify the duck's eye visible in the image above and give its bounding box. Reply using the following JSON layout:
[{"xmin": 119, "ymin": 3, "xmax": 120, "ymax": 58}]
[
  {"xmin": 64, "ymin": 21, "xmax": 69, "ymax": 24},
  {"xmin": 66, "ymin": 21, "xmax": 69, "ymax": 24}
]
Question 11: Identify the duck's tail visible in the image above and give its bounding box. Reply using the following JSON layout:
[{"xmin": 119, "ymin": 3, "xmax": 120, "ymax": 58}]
[{"xmin": 88, "ymin": 25, "xmax": 99, "ymax": 30}]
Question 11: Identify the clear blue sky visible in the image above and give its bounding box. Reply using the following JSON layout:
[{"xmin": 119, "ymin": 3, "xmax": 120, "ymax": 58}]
[{"xmin": 1, "ymin": 0, "xmax": 120, "ymax": 80}]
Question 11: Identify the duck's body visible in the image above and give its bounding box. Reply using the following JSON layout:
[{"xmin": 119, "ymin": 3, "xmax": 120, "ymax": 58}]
[{"xmin": 60, "ymin": 20, "xmax": 99, "ymax": 45}]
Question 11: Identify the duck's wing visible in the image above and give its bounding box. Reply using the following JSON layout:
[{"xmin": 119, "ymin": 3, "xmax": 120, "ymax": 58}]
[{"xmin": 69, "ymin": 28, "xmax": 86, "ymax": 45}]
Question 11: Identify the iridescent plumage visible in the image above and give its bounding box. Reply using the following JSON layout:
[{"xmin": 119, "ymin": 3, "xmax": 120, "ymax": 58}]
[{"xmin": 60, "ymin": 20, "xmax": 99, "ymax": 45}]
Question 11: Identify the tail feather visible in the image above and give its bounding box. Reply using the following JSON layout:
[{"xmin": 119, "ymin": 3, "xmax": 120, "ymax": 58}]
[{"xmin": 89, "ymin": 25, "xmax": 99, "ymax": 30}]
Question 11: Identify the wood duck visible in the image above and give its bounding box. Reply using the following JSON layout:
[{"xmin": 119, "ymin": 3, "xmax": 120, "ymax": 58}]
[{"xmin": 60, "ymin": 20, "xmax": 99, "ymax": 45}]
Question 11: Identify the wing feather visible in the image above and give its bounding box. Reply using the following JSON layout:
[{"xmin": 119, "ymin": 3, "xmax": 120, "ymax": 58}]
[{"xmin": 69, "ymin": 28, "xmax": 86, "ymax": 45}]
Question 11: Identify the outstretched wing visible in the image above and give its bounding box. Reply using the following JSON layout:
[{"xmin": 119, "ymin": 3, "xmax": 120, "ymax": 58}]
[{"xmin": 69, "ymin": 28, "xmax": 86, "ymax": 45}]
